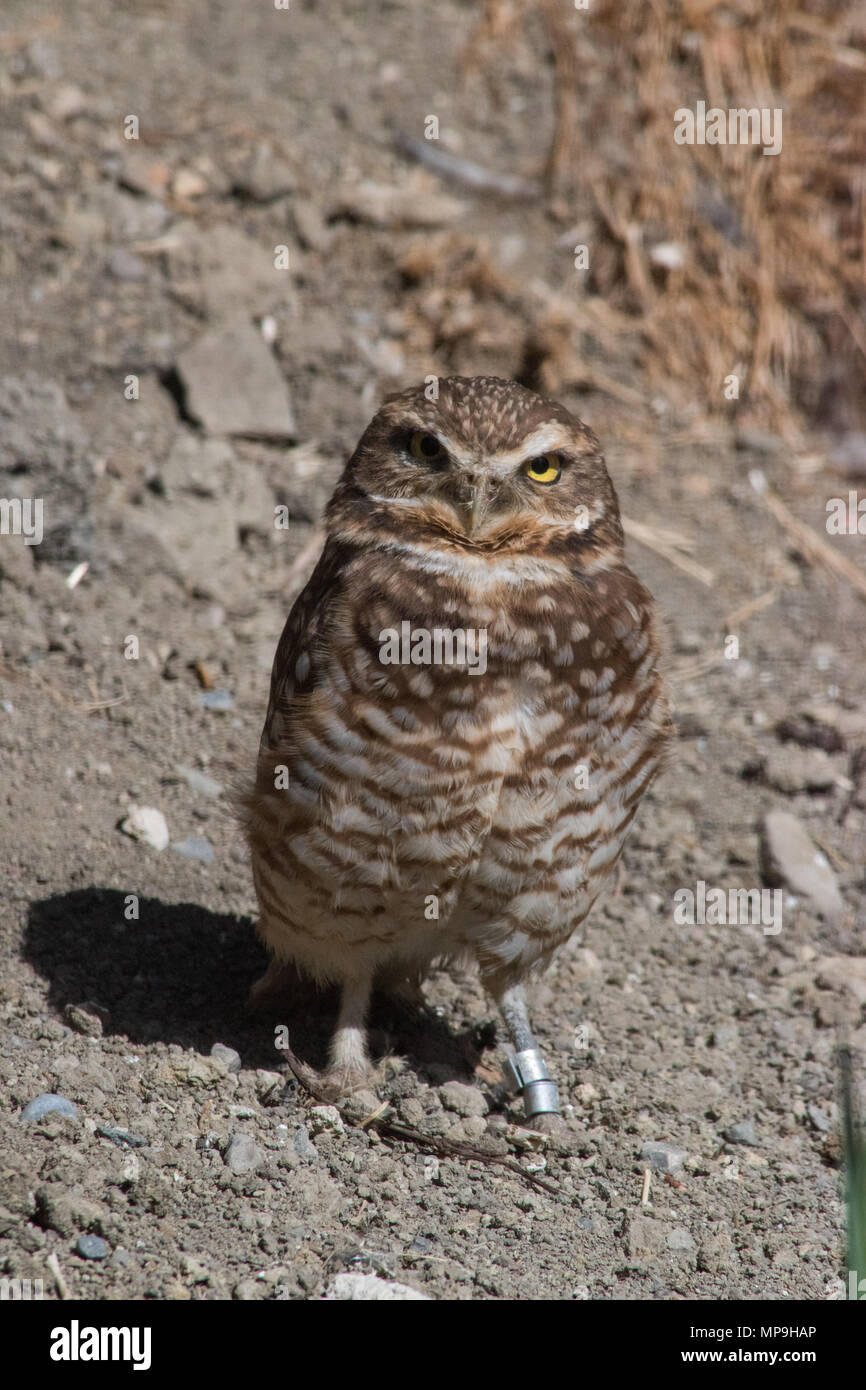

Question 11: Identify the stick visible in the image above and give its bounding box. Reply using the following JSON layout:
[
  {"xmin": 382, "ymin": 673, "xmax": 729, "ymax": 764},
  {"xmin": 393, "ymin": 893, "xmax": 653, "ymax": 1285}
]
[
  {"xmin": 47, "ymin": 1252, "xmax": 71, "ymax": 1301},
  {"xmin": 623, "ymin": 516, "xmax": 715, "ymax": 586},
  {"xmin": 280, "ymin": 1038, "xmax": 561, "ymax": 1199},
  {"xmin": 762, "ymin": 488, "xmax": 866, "ymax": 601},
  {"xmin": 394, "ymin": 133, "xmax": 541, "ymax": 202},
  {"xmin": 724, "ymin": 590, "xmax": 777, "ymax": 628}
]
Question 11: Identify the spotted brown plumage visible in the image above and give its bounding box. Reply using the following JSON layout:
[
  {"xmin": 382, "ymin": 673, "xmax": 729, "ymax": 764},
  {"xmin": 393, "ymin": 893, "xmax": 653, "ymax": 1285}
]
[{"xmin": 242, "ymin": 376, "xmax": 671, "ymax": 1120}]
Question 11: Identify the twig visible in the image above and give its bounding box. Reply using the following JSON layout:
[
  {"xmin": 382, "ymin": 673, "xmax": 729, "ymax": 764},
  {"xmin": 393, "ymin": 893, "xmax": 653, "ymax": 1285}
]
[
  {"xmin": 47, "ymin": 1252, "xmax": 71, "ymax": 1301},
  {"xmin": 280, "ymin": 1039, "xmax": 561, "ymax": 1198},
  {"xmin": 622, "ymin": 516, "xmax": 715, "ymax": 586},
  {"xmin": 640, "ymin": 1169, "xmax": 652, "ymax": 1205},
  {"xmin": 761, "ymin": 487, "xmax": 866, "ymax": 601},
  {"xmin": 724, "ymin": 590, "xmax": 777, "ymax": 629},
  {"xmin": 395, "ymin": 133, "xmax": 541, "ymax": 201}
]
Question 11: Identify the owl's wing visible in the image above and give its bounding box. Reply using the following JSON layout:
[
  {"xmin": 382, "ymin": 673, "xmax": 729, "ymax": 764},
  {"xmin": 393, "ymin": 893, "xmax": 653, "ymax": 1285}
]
[{"xmin": 260, "ymin": 537, "xmax": 349, "ymax": 751}]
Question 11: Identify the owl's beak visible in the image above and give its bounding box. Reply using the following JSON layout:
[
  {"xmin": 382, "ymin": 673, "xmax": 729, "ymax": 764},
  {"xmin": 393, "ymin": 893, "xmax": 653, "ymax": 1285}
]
[{"xmin": 458, "ymin": 475, "xmax": 490, "ymax": 536}]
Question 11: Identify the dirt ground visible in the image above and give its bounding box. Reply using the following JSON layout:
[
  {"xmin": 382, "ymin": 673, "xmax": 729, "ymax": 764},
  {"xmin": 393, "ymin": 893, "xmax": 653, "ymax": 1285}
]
[{"xmin": 1, "ymin": 1, "xmax": 865, "ymax": 1303}]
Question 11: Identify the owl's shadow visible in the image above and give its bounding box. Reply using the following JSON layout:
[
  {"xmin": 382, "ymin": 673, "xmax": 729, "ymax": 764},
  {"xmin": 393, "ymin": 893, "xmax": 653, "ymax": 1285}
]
[{"xmin": 23, "ymin": 889, "xmax": 480, "ymax": 1080}]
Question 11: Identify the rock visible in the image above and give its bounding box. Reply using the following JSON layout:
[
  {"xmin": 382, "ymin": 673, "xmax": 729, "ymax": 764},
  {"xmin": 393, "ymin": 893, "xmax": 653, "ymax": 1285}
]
[
  {"xmin": 775, "ymin": 715, "xmax": 845, "ymax": 754},
  {"xmin": 233, "ymin": 1279, "xmax": 265, "ymax": 1301},
  {"xmin": 292, "ymin": 201, "xmax": 335, "ymax": 253},
  {"xmin": 323, "ymin": 1273, "xmax": 430, "ymax": 1301},
  {"xmin": 308, "ymin": 1105, "xmax": 345, "ymax": 1137},
  {"xmin": 335, "ymin": 173, "xmax": 466, "ymax": 229},
  {"xmin": 763, "ymin": 748, "xmax": 839, "ymax": 795},
  {"xmin": 35, "ymin": 1187, "xmax": 107, "ymax": 1239},
  {"xmin": 173, "ymin": 168, "xmax": 208, "ymax": 200},
  {"xmin": 292, "ymin": 1127, "xmax": 319, "ymax": 1162},
  {"xmin": 438, "ymin": 1081, "xmax": 488, "ymax": 1118},
  {"xmin": 760, "ymin": 811, "xmax": 844, "ymax": 918},
  {"xmin": 640, "ymin": 1142, "xmax": 687, "ymax": 1174},
  {"xmin": 171, "ymin": 836, "xmax": 215, "ymax": 863},
  {"xmin": 42, "ymin": 83, "xmax": 87, "ymax": 122},
  {"xmin": 21, "ymin": 1094, "xmax": 77, "ymax": 1123},
  {"xmin": 198, "ymin": 690, "xmax": 234, "ymax": 712},
  {"xmin": 667, "ymin": 1227, "xmax": 696, "ymax": 1252},
  {"xmin": 233, "ymin": 143, "xmax": 296, "ymax": 203},
  {"xmin": 807, "ymin": 1104, "xmax": 831, "ymax": 1133},
  {"xmin": 255, "ymin": 1070, "xmax": 284, "ymax": 1103},
  {"xmin": 166, "ymin": 223, "xmax": 288, "ymax": 321},
  {"xmin": 63, "ymin": 1003, "xmax": 104, "ymax": 1037},
  {"xmin": 176, "ymin": 766, "xmax": 223, "ymax": 798},
  {"xmin": 177, "ymin": 320, "xmax": 295, "ymax": 439},
  {"xmin": 120, "ymin": 805, "xmax": 169, "ymax": 852},
  {"xmin": 811, "ymin": 957, "xmax": 866, "ymax": 1006},
  {"xmin": 339, "ymin": 1089, "xmax": 381, "ymax": 1124},
  {"xmin": 735, "ymin": 427, "xmax": 784, "ymax": 455},
  {"xmin": 76, "ymin": 1235, "xmax": 109, "ymax": 1260},
  {"xmin": 210, "ymin": 1043, "xmax": 242, "ymax": 1074},
  {"xmin": 723, "ymin": 1120, "xmax": 758, "ymax": 1147},
  {"xmin": 623, "ymin": 1214, "xmax": 666, "ymax": 1259},
  {"xmin": 224, "ymin": 1134, "xmax": 264, "ymax": 1175},
  {"xmin": 107, "ymin": 248, "xmax": 147, "ymax": 281},
  {"xmin": 119, "ymin": 150, "xmax": 170, "ymax": 198},
  {"xmin": 648, "ymin": 242, "xmax": 686, "ymax": 271},
  {"xmin": 697, "ymin": 1230, "xmax": 733, "ymax": 1273},
  {"xmin": 129, "ymin": 434, "xmax": 275, "ymax": 595}
]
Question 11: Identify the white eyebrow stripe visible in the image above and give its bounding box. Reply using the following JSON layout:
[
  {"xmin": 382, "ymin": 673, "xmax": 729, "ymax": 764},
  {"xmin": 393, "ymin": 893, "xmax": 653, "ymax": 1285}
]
[{"xmin": 484, "ymin": 424, "xmax": 574, "ymax": 467}]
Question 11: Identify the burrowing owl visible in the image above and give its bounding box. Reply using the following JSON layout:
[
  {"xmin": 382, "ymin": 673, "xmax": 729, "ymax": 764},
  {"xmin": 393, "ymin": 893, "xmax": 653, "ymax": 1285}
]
[{"xmin": 243, "ymin": 376, "xmax": 670, "ymax": 1126}]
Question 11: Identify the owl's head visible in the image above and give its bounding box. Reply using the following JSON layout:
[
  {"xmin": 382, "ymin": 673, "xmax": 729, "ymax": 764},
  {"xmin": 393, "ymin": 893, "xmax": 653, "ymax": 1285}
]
[{"xmin": 328, "ymin": 376, "xmax": 624, "ymax": 561}]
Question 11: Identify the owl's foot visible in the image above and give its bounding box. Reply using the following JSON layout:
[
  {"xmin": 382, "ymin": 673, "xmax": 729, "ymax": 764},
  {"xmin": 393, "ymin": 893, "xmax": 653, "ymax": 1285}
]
[
  {"xmin": 318, "ymin": 1062, "xmax": 375, "ymax": 1102},
  {"xmin": 323, "ymin": 971, "xmax": 375, "ymax": 1101}
]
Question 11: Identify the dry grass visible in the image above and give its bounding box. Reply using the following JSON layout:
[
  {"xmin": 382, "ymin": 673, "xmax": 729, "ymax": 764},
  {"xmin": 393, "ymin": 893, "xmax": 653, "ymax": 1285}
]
[{"xmin": 463, "ymin": 0, "xmax": 866, "ymax": 435}]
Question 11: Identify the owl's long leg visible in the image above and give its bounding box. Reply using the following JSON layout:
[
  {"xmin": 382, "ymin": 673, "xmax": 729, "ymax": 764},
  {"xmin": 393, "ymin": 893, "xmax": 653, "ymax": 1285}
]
[
  {"xmin": 499, "ymin": 984, "xmax": 563, "ymax": 1133},
  {"xmin": 323, "ymin": 970, "xmax": 374, "ymax": 1095}
]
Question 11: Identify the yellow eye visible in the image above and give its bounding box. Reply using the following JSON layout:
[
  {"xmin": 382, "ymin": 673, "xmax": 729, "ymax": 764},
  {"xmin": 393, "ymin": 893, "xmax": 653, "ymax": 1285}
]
[
  {"xmin": 409, "ymin": 431, "xmax": 446, "ymax": 463},
  {"xmin": 524, "ymin": 453, "xmax": 561, "ymax": 484}
]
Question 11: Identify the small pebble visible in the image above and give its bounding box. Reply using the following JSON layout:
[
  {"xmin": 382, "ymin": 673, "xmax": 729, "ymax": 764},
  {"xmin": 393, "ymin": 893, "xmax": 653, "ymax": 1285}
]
[
  {"xmin": 120, "ymin": 805, "xmax": 169, "ymax": 851},
  {"xmin": 640, "ymin": 1141, "xmax": 687, "ymax": 1173},
  {"xmin": 723, "ymin": 1120, "xmax": 759, "ymax": 1147},
  {"xmin": 308, "ymin": 1105, "xmax": 345, "ymax": 1137},
  {"xmin": 76, "ymin": 1235, "xmax": 109, "ymax": 1260},
  {"xmin": 324, "ymin": 1273, "xmax": 430, "ymax": 1301},
  {"xmin": 108, "ymin": 248, "xmax": 147, "ymax": 281},
  {"xmin": 292, "ymin": 1126, "xmax": 319, "ymax": 1161},
  {"xmin": 224, "ymin": 1133, "xmax": 263, "ymax": 1174},
  {"xmin": 438, "ymin": 1081, "xmax": 488, "ymax": 1118},
  {"xmin": 211, "ymin": 1043, "xmax": 242, "ymax": 1073},
  {"xmin": 21, "ymin": 1093, "xmax": 78, "ymax": 1123},
  {"xmin": 176, "ymin": 765, "xmax": 223, "ymax": 797},
  {"xmin": 171, "ymin": 835, "xmax": 215, "ymax": 863},
  {"xmin": 199, "ymin": 689, "xmax": 234, "ymax": 712},
  {"xmin": 807, "ymin": 1104, "xmax": 831, "ymax": 1134}
]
